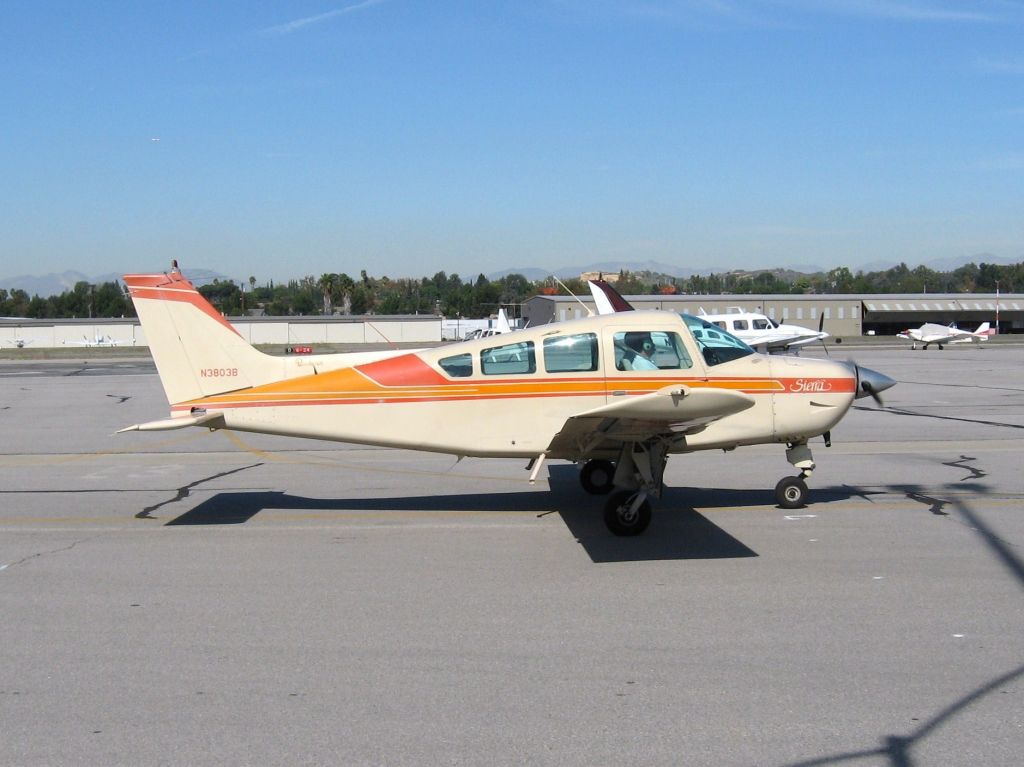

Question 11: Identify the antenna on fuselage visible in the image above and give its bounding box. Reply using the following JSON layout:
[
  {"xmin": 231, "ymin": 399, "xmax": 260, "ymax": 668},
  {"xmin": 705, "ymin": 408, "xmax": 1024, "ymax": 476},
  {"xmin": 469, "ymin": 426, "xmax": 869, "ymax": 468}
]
[{"xmin": 552, "ymin": 276, "xmax": 594, "ymax": 318}]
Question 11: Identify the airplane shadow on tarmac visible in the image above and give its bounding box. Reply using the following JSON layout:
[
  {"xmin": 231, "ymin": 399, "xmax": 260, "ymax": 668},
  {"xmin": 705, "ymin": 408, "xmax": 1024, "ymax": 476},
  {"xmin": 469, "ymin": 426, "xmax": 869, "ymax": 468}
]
[{"xmin": 158, "ymin": 464, "xmax": 883, "ymax": 564}]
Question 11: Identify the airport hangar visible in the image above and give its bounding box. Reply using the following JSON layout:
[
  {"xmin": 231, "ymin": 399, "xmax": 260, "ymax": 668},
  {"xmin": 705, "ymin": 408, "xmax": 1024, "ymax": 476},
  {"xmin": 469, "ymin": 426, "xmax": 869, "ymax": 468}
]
[
  {"xmin": 4, "ymin": 292, "xmax": 1023, "ymax": 348},
  {"xmin": 0, "ymin": 314, "xmax": 442, "ymax": 349},
  {"xmin": 522, "ymin": 292, "xmax": 1023, "ymax": 337}
]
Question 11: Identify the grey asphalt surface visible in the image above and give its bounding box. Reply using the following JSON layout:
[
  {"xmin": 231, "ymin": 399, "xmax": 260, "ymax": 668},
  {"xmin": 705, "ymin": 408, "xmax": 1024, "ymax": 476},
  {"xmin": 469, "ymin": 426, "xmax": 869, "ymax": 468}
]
[{"xmin": 1, "ymin": 347, "xmax": 1023, "ymax": 766}]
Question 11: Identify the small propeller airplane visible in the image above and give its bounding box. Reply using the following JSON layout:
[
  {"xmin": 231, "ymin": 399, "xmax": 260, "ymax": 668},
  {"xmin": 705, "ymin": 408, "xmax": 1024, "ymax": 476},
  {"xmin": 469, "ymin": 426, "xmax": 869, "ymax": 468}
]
[
  {"xmin": 587, "ymin": 281, "xmax": 828, "ymax": 353},
  {"xmin": 119, "ymin": 263, "xmax": 895, "ymax": 536},
  {"xmin": 2, "ymin": 336, "xmax": 32, "ymax": 348},
  {"xmin": 896, "ymin": 321, "xmax": 992, "ymax": 350},
  {"xmin": 462, "ymin": 307, "xmax": 514, "ymax": 341},
  {"xmin": 63, "ymin": 333, "xmax": 120, "ymax": 347}
]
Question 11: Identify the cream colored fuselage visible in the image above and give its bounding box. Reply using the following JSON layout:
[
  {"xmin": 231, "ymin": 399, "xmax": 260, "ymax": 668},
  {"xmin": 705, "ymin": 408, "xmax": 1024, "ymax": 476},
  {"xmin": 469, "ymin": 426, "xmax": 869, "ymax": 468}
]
[{"xmin": 182, "ymin": 312, "xmax": 857, "ymax": 459}]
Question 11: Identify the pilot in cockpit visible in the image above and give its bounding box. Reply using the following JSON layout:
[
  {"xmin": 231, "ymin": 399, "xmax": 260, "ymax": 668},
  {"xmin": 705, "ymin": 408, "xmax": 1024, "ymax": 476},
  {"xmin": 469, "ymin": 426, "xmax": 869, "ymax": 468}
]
[{"xmin": 625, "ymin": 332, "xmax": 658, "ymax": 370}]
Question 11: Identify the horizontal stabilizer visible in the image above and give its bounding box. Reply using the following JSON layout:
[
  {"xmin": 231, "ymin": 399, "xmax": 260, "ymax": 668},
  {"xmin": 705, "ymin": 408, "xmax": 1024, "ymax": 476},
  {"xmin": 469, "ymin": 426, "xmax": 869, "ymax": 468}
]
[{"xmin": 117, "ymin": 411, "xmax": 224, "ymax": 433}]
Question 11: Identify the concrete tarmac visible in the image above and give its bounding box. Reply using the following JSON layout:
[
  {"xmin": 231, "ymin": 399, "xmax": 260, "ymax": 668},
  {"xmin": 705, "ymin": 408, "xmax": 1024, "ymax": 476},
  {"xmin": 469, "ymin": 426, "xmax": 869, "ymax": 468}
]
[{"xmin": 1, "ymin": 348, "xmax": 1023, "ymax": 765}]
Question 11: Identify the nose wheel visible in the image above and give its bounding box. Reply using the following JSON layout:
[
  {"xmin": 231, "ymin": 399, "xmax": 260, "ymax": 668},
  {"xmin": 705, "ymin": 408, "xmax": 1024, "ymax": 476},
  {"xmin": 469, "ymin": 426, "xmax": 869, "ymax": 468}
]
[{"xmin": 775, "ymin": 476, "xmax": 808, "ymax": 509}]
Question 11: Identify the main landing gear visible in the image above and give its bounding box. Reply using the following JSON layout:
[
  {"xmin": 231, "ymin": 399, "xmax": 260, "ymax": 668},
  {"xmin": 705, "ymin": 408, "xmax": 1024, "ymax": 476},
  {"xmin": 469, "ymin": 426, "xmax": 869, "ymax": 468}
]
[
  {"xmin": 579, "ymin": 442, "xmax": 668, "ymax": 536},
  {"xmin": 774, "ymin": 441, "xmax": 815, "ymax": 509},
  {"xmin": 577, "ymin": 438, "xmax": 822, "ymax": 534}
]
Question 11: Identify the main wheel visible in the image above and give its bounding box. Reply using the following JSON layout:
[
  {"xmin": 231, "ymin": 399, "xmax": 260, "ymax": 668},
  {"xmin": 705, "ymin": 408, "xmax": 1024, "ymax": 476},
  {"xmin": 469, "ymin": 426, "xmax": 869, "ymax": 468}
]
[
  {"xmin": 775, "ymin": 476, "xmax": 808, "ymax": 509},
  {"xmin": 580, "ymin": 459, "xmax": 615, "ymax": 495},
  {"xmin": 603, "ymin": 490, "xmax": 652, "ymax": 536}
]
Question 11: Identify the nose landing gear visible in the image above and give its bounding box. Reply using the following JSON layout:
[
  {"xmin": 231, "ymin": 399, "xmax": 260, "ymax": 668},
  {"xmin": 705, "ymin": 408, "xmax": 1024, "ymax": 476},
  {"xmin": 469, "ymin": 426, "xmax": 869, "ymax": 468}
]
[{"xmin": 775, "ymin": 441, "xmax": 815, "ymax": 509}]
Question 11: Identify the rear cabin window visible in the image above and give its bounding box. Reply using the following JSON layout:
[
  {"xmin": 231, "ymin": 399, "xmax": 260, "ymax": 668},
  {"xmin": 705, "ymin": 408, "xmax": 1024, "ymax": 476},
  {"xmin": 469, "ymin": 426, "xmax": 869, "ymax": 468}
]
[
  {"xmin": 543, "ymin": 333, "xmax": 598, "ymax": 373},
  {"xmin": 481, "ymin": 341, "xmax": 536, "ymax": 375},
  {"xmin": 733, "ymin": 319, "xmax": 748, "ymax": 330},
  {"xmin": 438, "ymin": 352, "xmax": 472, "ymax": 377},
  {"xmin": 613, "ymin": 331, "xmax": 693, "ymax": 371}
]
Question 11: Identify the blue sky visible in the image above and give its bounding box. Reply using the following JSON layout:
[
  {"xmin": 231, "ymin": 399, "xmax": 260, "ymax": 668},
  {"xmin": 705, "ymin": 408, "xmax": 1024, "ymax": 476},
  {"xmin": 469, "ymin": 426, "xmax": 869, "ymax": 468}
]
[{"xmin": 3, "ymin": 0, "xmax": 1023, "ymax": 283}]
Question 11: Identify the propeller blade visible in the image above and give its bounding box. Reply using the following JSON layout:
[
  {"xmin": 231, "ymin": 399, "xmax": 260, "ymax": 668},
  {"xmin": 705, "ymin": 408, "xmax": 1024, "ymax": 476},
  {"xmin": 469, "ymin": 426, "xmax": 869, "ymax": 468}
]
[{"xmin": 818, "ymin": 312, "xmax": 829, "ymax": 356}]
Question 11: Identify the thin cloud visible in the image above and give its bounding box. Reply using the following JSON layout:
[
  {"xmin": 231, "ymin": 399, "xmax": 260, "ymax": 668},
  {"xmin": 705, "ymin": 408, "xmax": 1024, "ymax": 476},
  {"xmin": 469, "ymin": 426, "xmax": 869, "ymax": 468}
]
[
  {"xmin": 966, "ymin": 152, "xmax": 1024, "ymax": 171},
  {"xmin": 260, "ymin": 0, "xmax": 388, "ymax": 37},
  {"xmin": 791, "ymin": 1, "xmax": 998, "ymax": 23},
  {"xmin": 976, "ymin": 57, "xmax": 1024, "ymax": 75}
]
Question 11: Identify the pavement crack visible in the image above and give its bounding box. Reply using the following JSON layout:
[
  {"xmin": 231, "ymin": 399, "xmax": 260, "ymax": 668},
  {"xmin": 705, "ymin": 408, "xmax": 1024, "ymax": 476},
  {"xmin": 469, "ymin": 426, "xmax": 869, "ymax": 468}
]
[
  {"xmin": 135, "ymin": 463, "xmax": 264, "ymax": 519},
  {"xmin": 1, "ymin": 536, "xmax": 99, "ymax": 571}
]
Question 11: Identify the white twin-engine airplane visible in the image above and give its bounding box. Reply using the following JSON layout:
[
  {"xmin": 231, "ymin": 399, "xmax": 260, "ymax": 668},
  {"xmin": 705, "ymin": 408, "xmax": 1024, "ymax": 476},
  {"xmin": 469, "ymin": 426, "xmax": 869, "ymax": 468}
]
[
  {"xmin": 119, "ymin": 265, "xmax": 895, "ymax": 536},
  {"xmin": 896, "ymin": 321, "xmax": 992, "ymax": 350}
]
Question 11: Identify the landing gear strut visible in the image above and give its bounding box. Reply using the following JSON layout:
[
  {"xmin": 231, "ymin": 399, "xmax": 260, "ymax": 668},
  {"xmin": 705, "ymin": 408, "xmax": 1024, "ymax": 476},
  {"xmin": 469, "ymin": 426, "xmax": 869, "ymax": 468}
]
[
  {"xmin": 775, "ymin": 441, "xmax": 815, "ymax": 509},
  {"xmin": 600, "ymin": 441, "xmax": 668, "ymax": 536}
]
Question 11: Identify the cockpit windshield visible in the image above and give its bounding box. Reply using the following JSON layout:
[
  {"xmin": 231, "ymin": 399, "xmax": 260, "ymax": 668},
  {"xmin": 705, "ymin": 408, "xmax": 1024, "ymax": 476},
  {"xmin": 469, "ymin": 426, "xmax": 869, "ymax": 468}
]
[{"xmin": 680, "ymin": 314, "xmax": 756, "ymax": 366}]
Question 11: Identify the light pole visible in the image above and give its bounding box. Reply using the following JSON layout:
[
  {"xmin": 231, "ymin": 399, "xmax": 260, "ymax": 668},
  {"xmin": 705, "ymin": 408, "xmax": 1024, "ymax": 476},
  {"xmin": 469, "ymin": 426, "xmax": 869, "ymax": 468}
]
[{"xmin": 995, "ymin": 280, "xmax": 1000, "ymax": 335}]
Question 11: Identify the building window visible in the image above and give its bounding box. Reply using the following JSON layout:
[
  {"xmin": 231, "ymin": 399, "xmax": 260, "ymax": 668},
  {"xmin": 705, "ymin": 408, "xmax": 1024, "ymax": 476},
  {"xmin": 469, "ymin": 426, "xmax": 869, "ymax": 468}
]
[{"xmin": 838, "ymin": 307, "xmax": 845, "ymax": 319}]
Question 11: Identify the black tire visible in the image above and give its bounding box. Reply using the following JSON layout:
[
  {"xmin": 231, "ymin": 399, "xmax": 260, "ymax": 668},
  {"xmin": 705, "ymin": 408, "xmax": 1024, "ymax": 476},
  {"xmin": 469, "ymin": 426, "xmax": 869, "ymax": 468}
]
[
  {"xmin": 775, "ymin": 476, "xmax": 808, "ymax": 509},
  {"xmin": 580, "ymin": 459, "xmax": 615, "ymax": 495},
  {"xmin": 603, "ymin": 490, "xmax": 652, "ymax": 536}
]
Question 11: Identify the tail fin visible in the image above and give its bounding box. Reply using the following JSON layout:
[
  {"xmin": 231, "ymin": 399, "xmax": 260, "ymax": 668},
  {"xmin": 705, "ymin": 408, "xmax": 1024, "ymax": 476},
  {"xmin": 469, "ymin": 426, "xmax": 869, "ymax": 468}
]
[
  {"xmin": 588, "ymin": 279, "xmax": 635, "ymax": 315},
  {"xmin": 496, "ymin": 307, "xmax": 512, "ymax": 333},
  {"xmin": 975, "ymin": 322, "xmax": 991, "ymax": 336},
  {"xmin": 124, "ymin": 268, "xmax": 284, "ymax": 405}
]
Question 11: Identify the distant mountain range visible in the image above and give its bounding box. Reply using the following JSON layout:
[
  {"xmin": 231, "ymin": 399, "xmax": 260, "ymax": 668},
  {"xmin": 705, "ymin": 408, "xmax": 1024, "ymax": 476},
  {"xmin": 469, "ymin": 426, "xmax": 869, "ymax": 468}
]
[
  {"xmin": 0, "ymin": 268, "xmax": 232, "ymax": 297},
  {"xmin": 2, "ymin": 253, "xmax": 1018, "ymax": 297}
]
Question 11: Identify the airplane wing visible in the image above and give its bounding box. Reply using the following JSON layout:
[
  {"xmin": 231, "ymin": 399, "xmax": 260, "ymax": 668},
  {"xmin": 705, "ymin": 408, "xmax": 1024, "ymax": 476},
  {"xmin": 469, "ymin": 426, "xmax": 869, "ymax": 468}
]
[{"xmin": 545, "ymin": 384, "xmax": 755, "ymax": 460}]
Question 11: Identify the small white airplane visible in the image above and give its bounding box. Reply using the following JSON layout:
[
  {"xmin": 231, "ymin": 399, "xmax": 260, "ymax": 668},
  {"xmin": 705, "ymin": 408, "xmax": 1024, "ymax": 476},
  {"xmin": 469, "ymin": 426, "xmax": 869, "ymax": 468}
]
[
  {"xmin": 896, "ymin": 322, "xmax": 992, "ymax": 350},
  {"xmin": 462, "ymin": 308, "xmax": 514, "ymax": 341},
  {"xmin": 63, "ymin": 333, "xmax": 119, "ymax": 347},
  {"xmin": 2, "ymin": 336, "xmax": 32, "ymax": 348},
  {"xmin": 587, "ymin": 281, "xmax": 829, "ymax": 353},
  {"xmin": 119, "ymin": 264, "xmax": 895, "ymax": 536}
]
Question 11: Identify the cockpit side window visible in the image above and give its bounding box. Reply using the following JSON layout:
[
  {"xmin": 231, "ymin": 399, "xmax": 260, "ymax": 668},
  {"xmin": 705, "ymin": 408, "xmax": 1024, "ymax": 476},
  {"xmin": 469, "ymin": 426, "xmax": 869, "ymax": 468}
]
[
  {"xmin": 752, "ymin": 318, "xmax": 770, "ymax": 330},
  {"xmin": 481, "ymin": 341, "xmax": 536, "ymax": 375},
  {"xmin": 438, "ymin": 352, "xmax": 473, "ymax": 377},
  {"xmin": 733, "ymin": 319, "xmax": 748, "ymax": 330},
  {"xmin": 680, "ymin": 314, "xmax": 755, "ymax": 366},
  {"xmin": 612, "ymin": 331, "xmax": 692, "ymax": 371},
  {"xmin": 543, "ymin": 333, "xmax": 598, "ymax": 373}
]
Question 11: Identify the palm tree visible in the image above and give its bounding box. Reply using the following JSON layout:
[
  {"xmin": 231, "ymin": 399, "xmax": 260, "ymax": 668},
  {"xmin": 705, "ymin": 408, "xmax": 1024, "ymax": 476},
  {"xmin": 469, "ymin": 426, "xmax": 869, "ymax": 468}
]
[{"xmin": 317, "ymin": 273, "xmax": 337, "ymax": 315}]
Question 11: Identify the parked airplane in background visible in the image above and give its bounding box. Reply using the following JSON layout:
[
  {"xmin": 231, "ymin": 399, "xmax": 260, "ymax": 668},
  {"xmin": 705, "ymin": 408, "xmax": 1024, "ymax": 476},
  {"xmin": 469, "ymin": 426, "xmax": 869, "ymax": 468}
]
[
  {"xmin": 63, "ymin": 333, "xmax": 120, "ymax": 347},
  {"xmin": 587, "ymin": 281, "xmax": 828, "ymax": 353},
  {"xmin": 2, "ymin": 336, "xmax": 32, "ymax": 348},
  {"xmin": 462, "ymin": 307, "xmax": 514, "ymax": 341},
  {"xmin": 120, "ymin": 264, "xmax": 895, "ymax": 536},
  {"xmin": 897, "ymin": 322, "xmax": 992, "ymax": 350}
]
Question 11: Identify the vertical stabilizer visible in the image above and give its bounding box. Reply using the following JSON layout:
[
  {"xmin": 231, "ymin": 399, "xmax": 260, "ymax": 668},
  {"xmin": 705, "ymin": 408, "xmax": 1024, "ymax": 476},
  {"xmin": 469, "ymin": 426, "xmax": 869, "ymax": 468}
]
[{"xmin": 124, "ymin": 269, "xmax": 284, "ymax": 405}]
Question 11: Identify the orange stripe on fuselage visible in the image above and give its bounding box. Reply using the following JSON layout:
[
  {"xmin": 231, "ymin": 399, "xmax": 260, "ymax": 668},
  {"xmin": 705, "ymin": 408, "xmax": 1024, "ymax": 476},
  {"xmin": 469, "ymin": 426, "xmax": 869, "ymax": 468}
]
[{"xmin": 170, "ymin": 355, "xmax": 855, "ymax": 412}]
